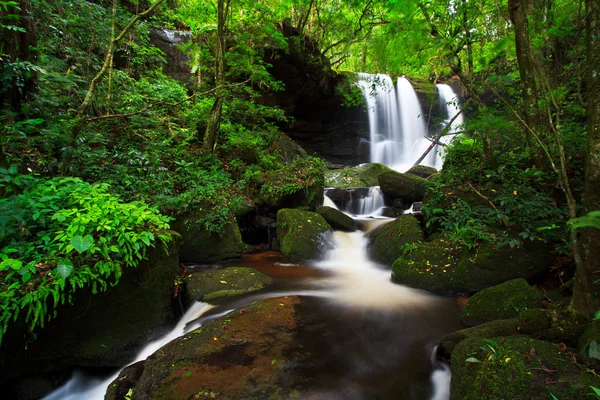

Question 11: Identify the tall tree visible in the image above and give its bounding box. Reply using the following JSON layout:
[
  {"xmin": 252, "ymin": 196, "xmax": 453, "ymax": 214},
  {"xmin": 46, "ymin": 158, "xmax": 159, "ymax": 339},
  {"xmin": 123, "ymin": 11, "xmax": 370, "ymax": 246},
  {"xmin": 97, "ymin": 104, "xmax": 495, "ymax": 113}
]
[{"xmin": 572, "ymin": 0, "xmax": 600, "ymax": 318}]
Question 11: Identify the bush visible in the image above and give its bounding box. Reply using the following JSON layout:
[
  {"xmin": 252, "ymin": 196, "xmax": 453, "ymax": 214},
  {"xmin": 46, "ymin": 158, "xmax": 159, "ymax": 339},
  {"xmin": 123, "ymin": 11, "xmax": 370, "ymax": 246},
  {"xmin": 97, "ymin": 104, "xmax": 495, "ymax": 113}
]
[{"xmin": 0, "ymin": 168, "xmax": 172, "ymax": 343}]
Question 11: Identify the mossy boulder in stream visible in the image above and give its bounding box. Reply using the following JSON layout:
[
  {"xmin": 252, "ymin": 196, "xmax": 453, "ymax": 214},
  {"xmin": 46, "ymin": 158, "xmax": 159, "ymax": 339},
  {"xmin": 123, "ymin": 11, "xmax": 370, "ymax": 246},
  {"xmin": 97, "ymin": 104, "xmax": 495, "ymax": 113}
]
[
  {"xmin": 378, "ymin": 170, "xmax": 427, "ymax": 203},
  {"xmin": 324, "ymin": 163, "xmax": 391, "ymax": 188},
  {"xmin": 105, "ymin": 296, "xmax": 311, "ymax": 400},
  {"xmin": 461, "ymin": 279, "xmax": 545, "ymax": 327},
  {"xmin": 316, "ymin": 205, "xmax": 356, "ymax": 231},
  {"xmin": 184, "ymin": 267, "xmax": 272, "ymax": 303},
  {"xmin": 173, "ymin": 212, "xmax": 247, "ymax": 263},
  {"xmin": 406, "ymin": 165, "xmax": 438, "ymax": 179},
  {"xmin": 439, "ymin": 318, "xmax": 520, "ymax": 356},
  {"xmin": 451, "ymin": 336, "xmax": 600, "ymax": 400},
  {"xmin": 391, "ymin": 237, "xmax": 551, "ymax": 295},
  {"xmin": 277, "ymin": 208, "xmax": 333, "ymax": 261},
  {"xmin": 366, "ymin": 215, "xmax": 423, "ymax": 266}
]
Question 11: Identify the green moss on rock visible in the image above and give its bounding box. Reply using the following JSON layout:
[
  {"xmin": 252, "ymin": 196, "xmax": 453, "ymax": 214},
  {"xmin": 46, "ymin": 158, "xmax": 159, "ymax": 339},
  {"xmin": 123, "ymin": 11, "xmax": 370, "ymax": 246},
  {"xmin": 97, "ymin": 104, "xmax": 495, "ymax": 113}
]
[
  {"xmin": 451, "ymin": 336, "xmax": 600, "ymax": 400},
  {"xmin": 518, "ymin": 309, "xmax": 551, "ymax": 334},
  {"xmin": 406, "ymin": 165, "xmax": 438, "ymax": 179},
  {"xmin": 276, "ymin": 208, "xmax": 333, "ymax": 261},
  {"xmin": 316, "ymin": 206, "xmax": 356, "ymax": 231},
  {"xmin": 378, "ymin": 170, "xmax": 427, "ymax": 203},
  {"xmin": 324, "ymin": 163, "xmax": 392, "ymax": 188},
  {"xmin": 184, "ymin": 267, "xmax": 273, "ymax": 303},
  {"xmin": 367, "ymin": 215, "xmax": 423, "ymax": 266},
  {"xmin": 461, "ymin": 279, "xmax": 544, "ymax": 326},
  {"xmin": 440, "ymin": 318, "xmax": 519, "ymax": 356}
]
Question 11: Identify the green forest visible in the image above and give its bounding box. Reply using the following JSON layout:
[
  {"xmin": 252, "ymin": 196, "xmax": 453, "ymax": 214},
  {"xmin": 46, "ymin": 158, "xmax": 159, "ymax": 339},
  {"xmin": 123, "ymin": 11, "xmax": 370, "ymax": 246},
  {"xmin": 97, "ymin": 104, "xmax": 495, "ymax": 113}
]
[{"xmin": 1, "ymin": 0, "xmax": 600, "ymax": 399}]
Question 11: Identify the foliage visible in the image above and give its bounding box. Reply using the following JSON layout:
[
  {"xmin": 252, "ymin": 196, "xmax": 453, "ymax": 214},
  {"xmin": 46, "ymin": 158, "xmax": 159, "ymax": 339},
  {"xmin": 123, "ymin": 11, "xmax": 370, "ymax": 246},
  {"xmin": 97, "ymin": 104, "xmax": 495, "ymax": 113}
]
[
  {"xmin": 568, "ymin": 211, "xmax": 600, "ymax": 231},
  {"xmin": 0, "ymin": 169, "xmax": 172, "ymax": 343},
  {"xmin": 260, "ymin": 156, "xmax": 325, "ymax": 200}
]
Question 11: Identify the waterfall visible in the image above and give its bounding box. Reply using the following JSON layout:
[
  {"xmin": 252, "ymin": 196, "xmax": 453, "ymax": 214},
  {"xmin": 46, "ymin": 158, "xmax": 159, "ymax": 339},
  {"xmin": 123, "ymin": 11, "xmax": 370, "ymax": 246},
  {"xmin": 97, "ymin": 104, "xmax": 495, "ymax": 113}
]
[
  {"xmin": 434, "ymin": 84, "xmax": 464, "ymax": 170},
  {"xmin": 357, "ymin": 73, "xmax": 464, "ymax": 172},
  {"xmin": 324, "ymin": 186, "xmax": 386, "ymax": 216}
]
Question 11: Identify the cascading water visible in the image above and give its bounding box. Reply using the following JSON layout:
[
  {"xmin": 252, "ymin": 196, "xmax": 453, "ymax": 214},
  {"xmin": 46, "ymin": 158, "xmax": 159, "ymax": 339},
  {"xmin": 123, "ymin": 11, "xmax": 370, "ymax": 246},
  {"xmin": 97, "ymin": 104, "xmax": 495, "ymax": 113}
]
[
  {"xmin": 324, "ymin": 186, "xmax": 386, "ymax": 216},
  {"xmin": 357, "ymin": 73, "xmax": 464, "ymax": 171},
  {"xmin": 434, "ymin": 84, "xmax": 464, "ymax": 170}
]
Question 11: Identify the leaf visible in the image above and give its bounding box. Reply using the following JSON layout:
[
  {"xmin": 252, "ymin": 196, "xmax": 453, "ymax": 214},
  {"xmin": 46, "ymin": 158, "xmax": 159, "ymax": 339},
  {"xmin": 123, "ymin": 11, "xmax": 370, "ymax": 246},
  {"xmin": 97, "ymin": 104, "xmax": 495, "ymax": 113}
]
[
  {"xmin": 183, "ymin": 371, "xmax": 192, "ymax": 377},
  {"xmin": 594, "ymin": 310, "xmax": 600, "ymax": 321},
  {"xmin": 71, "ymin": 235, "xmax": 94, "ymax": 253},
  {"xmin": 465, "ymin": 357, "xmax": 481, "ymax": 363},
  {"xmin": 549, "ymin": 393, "xmax": 558, "ymax": 400},
  {"xmin": 56, "ymin": 259, "xmax": 73, "ymax": 278}
]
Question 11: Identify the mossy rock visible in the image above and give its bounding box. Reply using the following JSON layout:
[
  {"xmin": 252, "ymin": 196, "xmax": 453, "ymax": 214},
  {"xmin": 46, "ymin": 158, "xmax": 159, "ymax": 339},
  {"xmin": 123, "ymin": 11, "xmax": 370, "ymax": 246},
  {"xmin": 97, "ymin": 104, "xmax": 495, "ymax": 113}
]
[
  {"xmin": 276, "ymin": 208, "xmax": 333, "ymax": 261},
  {"xmin": 274, "ymin": 134, "xmax": 308, "ymax": 165},
  {"xmin": 406, "ymin": 165, "xmax": 438, "ymax": 179},
  {"xmin": 324, "ymin": 163, "xmax": 391, "ymax": 188},
  {"xmin": 450, "ymin": 335, "xmax": 600, "ymax": 400},
  {"xmin": 578, "ymin": 322, "xmax": 600, "ymax": 369},
  {"xmin": 106, "ymin": 296, "xmax": 312, "ymax": 400},
  {"xmin": 173, "ymin": 212, "xmax": 247, "ymax": 263},
  {"xmin": 261, "ymin": 173, "xmax": 324, "ymax": 211},
  {"xmin": 391, "ymin": 238, "xmax": 551, "ymax": 295},
  {"xmin": 532, "ymin": 305, "xmax": 589, "ymax": 348},
  {"xmin": 461, "ymin": 279, "xmax": 544, "ymax": 327},
  {"xmin": 518, "ymin": 309, "xmax": 552, "ymax": 334},
  {"xmin": 230, "ymin": 196, "xmax": 256, "ymax": 217},
  {"xmin": 366, "ymin": 215, "xmax": 423, "ymax": 266},
  {"xmin": 439, "ymin": 319, "xmax": 519, "ymax": 356},
  {"xmin": 184, "ymin": 267, "xmax": 272, "ymax": 303},
  {"xmin": 316, "ymin": 206, "xmax": 356, "ymax": 232},
  {"xmin": 378, "ymin": 170, "xmax": 427, "ymax": 203}
]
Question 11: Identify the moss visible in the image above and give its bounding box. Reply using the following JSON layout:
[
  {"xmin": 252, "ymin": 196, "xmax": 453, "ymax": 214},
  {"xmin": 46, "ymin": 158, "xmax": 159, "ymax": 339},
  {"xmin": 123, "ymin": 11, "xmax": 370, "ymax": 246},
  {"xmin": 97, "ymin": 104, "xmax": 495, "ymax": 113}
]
[
  {"xmin": 276, "ymin": 208, "xmax": 333, "ymax": 261},
  {"xmin": 518, "ymin": 309, "xmax": 552, "ymax": 334},
  {"xmin": 461, "ymin": 279, "xmax": 545, "ymax": 326},
  {"xmin": 324, "ymin": 163, "xmax": 391, "ymax": 188},
  {"xmin": 439, "ymin": 318, "xmax": 519, "ymax": 356},
  {"xmin": 451, "ymin": 336, "xmax": 600, "ymax": 400},
  {"xmin": 378, "ymin": 170, "xmax": 427, "ymax": 203},
  {"xmin": 578, "ymin": 322, "xmax": 600, "ymax": 369},
  {"xmin": 391, "ymin": 238, "xmax": 551, "ymax": 295},
  {"xmin": 367, "ymin": 215, "xmax": 423, "ymax": 266},
  {"xmin": 184, "ymin": 267, "xmax": 273, "ymax": 303},
  {"xmin": 316, "ymin": 206, "xmax": 356, "ymax": 232},
  {"xmin": 406, "ymin": 165, "xmax": 438, "ymax": 179}
]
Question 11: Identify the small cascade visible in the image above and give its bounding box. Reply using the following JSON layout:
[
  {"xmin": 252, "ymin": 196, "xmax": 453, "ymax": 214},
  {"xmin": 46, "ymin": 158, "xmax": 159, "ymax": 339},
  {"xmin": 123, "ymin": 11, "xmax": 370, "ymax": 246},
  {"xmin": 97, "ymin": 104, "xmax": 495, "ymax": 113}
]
[
  {"xmin": 323, "ymin": 194, "xmax": 339, "ymax": 210},
  {"xmin": 324, "ymin": 186, "xmax": 385, "ymax": 216},
  {"xmin": 434, "ymin": 84, "xmax": 464, "ymax": 170}
]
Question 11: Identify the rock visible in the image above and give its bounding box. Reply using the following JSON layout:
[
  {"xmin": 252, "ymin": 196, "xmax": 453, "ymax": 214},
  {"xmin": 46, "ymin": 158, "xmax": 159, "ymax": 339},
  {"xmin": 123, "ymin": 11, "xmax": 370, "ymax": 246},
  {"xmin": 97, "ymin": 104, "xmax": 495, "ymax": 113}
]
[
  {"xmin": 148, "ymin": 28, "xmax": 192, "ymax": 82},
  {"xmin": 325, "ymin": 163, "xmax": 392, "ymax": 188},
  {"xmin": 378, "ymin": 170, "xmax": 427, "ymax": 203},
  {"xmin": 273, "ymin": 134, "xmax": 308, "ymax": 165},
  {"xmin": 260, "ymin": 162, "xmax": 324, "ymax": 211},
  {"xmin": 391, "ymin": 238, "xmax": 552, "ymax": 295},
  {"xmin": 276, "ymin": 208, "xmax": 333, "ymax": 261},
  {"xmin": 439, "ymin": 319, "xmax": 519, "ymax": 356},
  {"xmin": 518, "ymin": 309, "xmax": 552, "ymax": 334},
  {"xmin": 531, "ymin": 306, "xmax": 589, "ymax": 347},
  {"xmin": 451, "ymin": 336, "xmax": 600, "ymax": 400},
  {"xmin": 184, "ymin": 267, "xmax": 272, "ymax": 303},
  {"xmin": 316, "ymin": 206, "xmax": 356, "ymax": 231},
  {"xmin": 173, "ymin": 212, "xmax": 247, "ymax": 263},
  {"xmin": 578, "ymin": 322, "xmax": 600, "ymax": 369},
  {"xmin": 367, "ymin": 216, "xmax": 423, "ymax": 266},
  {"xmin": 0, "ymin": 232, "xmax": 182, "ymax": 397},
  {"xmin": 461, "ymin": 279, "xmax": 544, "ymax": 327},
  {"xmin": 105, "ymin": 296, "xmax": 311, "ymax": 400},
  {"xmin": 406, "ymin": 165, "xmax": 438, "ymax": 179},
  {"xmin": 230, "ymin": 196, "xmax": 255, "ymax": 217}
]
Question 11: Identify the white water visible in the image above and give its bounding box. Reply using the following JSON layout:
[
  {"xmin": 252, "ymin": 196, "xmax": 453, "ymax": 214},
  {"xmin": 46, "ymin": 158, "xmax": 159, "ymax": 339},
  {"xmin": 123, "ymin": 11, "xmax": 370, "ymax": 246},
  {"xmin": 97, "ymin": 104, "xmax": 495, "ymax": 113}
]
[
  {"xmin": 323, "ymin": 194, "xmax": 339, "ymax": 210},
  {"xmin": 434, "ymin": 84, "xmax": 464, "ymax": 170},
  {"xmin": 347, "ymin": 186, "xmax": 386, "ymax": 216},
  {"xmin": 357, "ymin": 73, "xmax": 463, "ymax": 172}
]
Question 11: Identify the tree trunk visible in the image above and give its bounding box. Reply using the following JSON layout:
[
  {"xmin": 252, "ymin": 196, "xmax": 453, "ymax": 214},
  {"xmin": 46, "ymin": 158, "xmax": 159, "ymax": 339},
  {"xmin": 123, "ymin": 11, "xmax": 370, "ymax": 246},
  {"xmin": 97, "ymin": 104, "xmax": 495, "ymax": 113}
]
[
  {"xmin": 202, "ymin": 0, "xmax": 227, "ymax": 151},
  {"xmin": 508, "ymin": 0, "xmax": 543, "ymax": 166},
  {"xmin": 572, "ymin": 0, "xmax": 600, "ymax": 318}
]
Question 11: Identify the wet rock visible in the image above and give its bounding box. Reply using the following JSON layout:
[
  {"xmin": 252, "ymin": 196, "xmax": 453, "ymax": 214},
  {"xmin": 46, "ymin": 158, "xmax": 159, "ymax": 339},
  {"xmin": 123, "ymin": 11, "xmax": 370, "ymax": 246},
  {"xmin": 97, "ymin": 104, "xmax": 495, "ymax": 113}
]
[
  {"xmin": 367, "ymin": 216, "xmax": 423, "ymax": 266},
  {"xmin": 316, "ymin": 206, "xmax": 356, "ymax": 232},
  {"xmin": 149, "ymin": 28, "xmax": 192, "ymax": 82},
  {"xmin": 461, "ymin": 279, "xmax": 545, "ymax": 327},
  {"xmin": 173, "ymin": 212, "xmax": 248, "ymax": 263},
  {"xmin": 391, "ymin": 237, "xmax": 552, "ymax": 295},
  {"xmin": 184, "ymin": 267, "xmax": 272, "ymax": 303},
  {"xmin": 439, "ymin": 319, "xmax": 519, "ymax": 356},
  {"xmin": 274, "ymin": 134, "xmax": 308, "ymax": 165},
  {"xmin": 451, "ymin": 336, "xmax": 600, "ymax": 400},
  {"xmin": 106, "ymin": 296, "xmax": 311, "ymax": 400},
  {"xmin": 378, "ymin": 170, "xmax": 427, "ymax": 203},
  {"xmin": 406, "ymin": 165, "xmax": 438, "ymax": 179},
  {"xmin": 325, "ymin": 163, "xmax": 392, "ymax": 188},
  {"xmin": 276, "ymin": 208, "xmax": 333, "ymax": 261}
]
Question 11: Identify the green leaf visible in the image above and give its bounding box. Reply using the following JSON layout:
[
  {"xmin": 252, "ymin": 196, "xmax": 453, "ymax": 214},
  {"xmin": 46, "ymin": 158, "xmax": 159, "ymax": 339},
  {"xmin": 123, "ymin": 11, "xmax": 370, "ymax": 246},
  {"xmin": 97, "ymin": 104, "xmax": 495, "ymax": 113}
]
[
  {"xmin": 56, "ymin": 259, "xmax": 73, "ymax": 278},
  {"xmin": 183, "ymin": 371, "xmax": 192, "ymax": 377},
  {"xmin": 71, "ymin": 235, "xmax": 94, "ymax": 253},
  {"xmin": 594, "ymin": 310, "xmax": 600, "ymax": 321},
  {"xmin": 465, "ymin": 357, "xmax": 481, "ymax": 363},
  {"xmin": 549, "ymin": 393, "xmax": 558, "ymax": 400}
]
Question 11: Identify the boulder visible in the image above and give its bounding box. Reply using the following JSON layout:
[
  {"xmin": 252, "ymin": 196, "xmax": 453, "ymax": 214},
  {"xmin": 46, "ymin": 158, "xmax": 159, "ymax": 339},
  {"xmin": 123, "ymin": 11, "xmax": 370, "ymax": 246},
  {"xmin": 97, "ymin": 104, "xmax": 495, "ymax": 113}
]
[
  {"xmin": 173, "ymin": 213, "xmax": 247, "ymax": 263},
  {"xmin": 184, "ymin": 267, "xmax": 272, "ymax": 303},
  {"xmin": 325, "ymin": 163, "xmax": 392, "ymax": 188},
  {"xmin": 274, "ymin": 134, "xmax": 308, "ymax": 165},
  {"xmin": 406, "ymin": 165, "xmax": 438, "ymax": 179},
  {"xmin": 148, "ymin": 29, "xmax": 192, "ymax": 82},
  {"xmin": 378, "ymin": 170, "xmax": 427, "ymax": 203},
  {"xmin": 578, "ymin": 322, "xmax": 600, "ymax": 369},
  {"xmin": 439, "ymin": 319, "xmax": 519, "ymax": 356},
  {"xmin": 461, "ymin": 279, "xmax": 545, "ymax": 327},
  {"xmin": 260, "ymin": 163, "xmax": 324, "ymax": 211},
  {"xmin": 105, "ymin": 296, "xmax": 310, "ymax": 400},
  {"xmin": 367, "ymin": 216, "xmax": 423, "ymax": 266},
  {"xmin": 316, "ymin": 206, "xmax": 356, "ymax": 231},
  {"xmin": 391, "ymin": 238, "xmax": 552, "ymax": 295},
  {"xmin": 276, "ymin": 208, "xmax": 333, "ymax": 261},
  {"xmin": 451, "ymin": 336, "xmax": 600, "ymax": 400}
]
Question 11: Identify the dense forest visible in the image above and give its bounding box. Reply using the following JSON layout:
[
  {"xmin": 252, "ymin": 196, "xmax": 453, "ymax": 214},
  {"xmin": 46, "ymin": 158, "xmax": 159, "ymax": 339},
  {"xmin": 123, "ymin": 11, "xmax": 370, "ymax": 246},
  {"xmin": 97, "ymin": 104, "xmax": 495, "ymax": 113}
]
[{"xmin": 1, "ymin": 0, "xmax": 600, "ymax": 399}]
